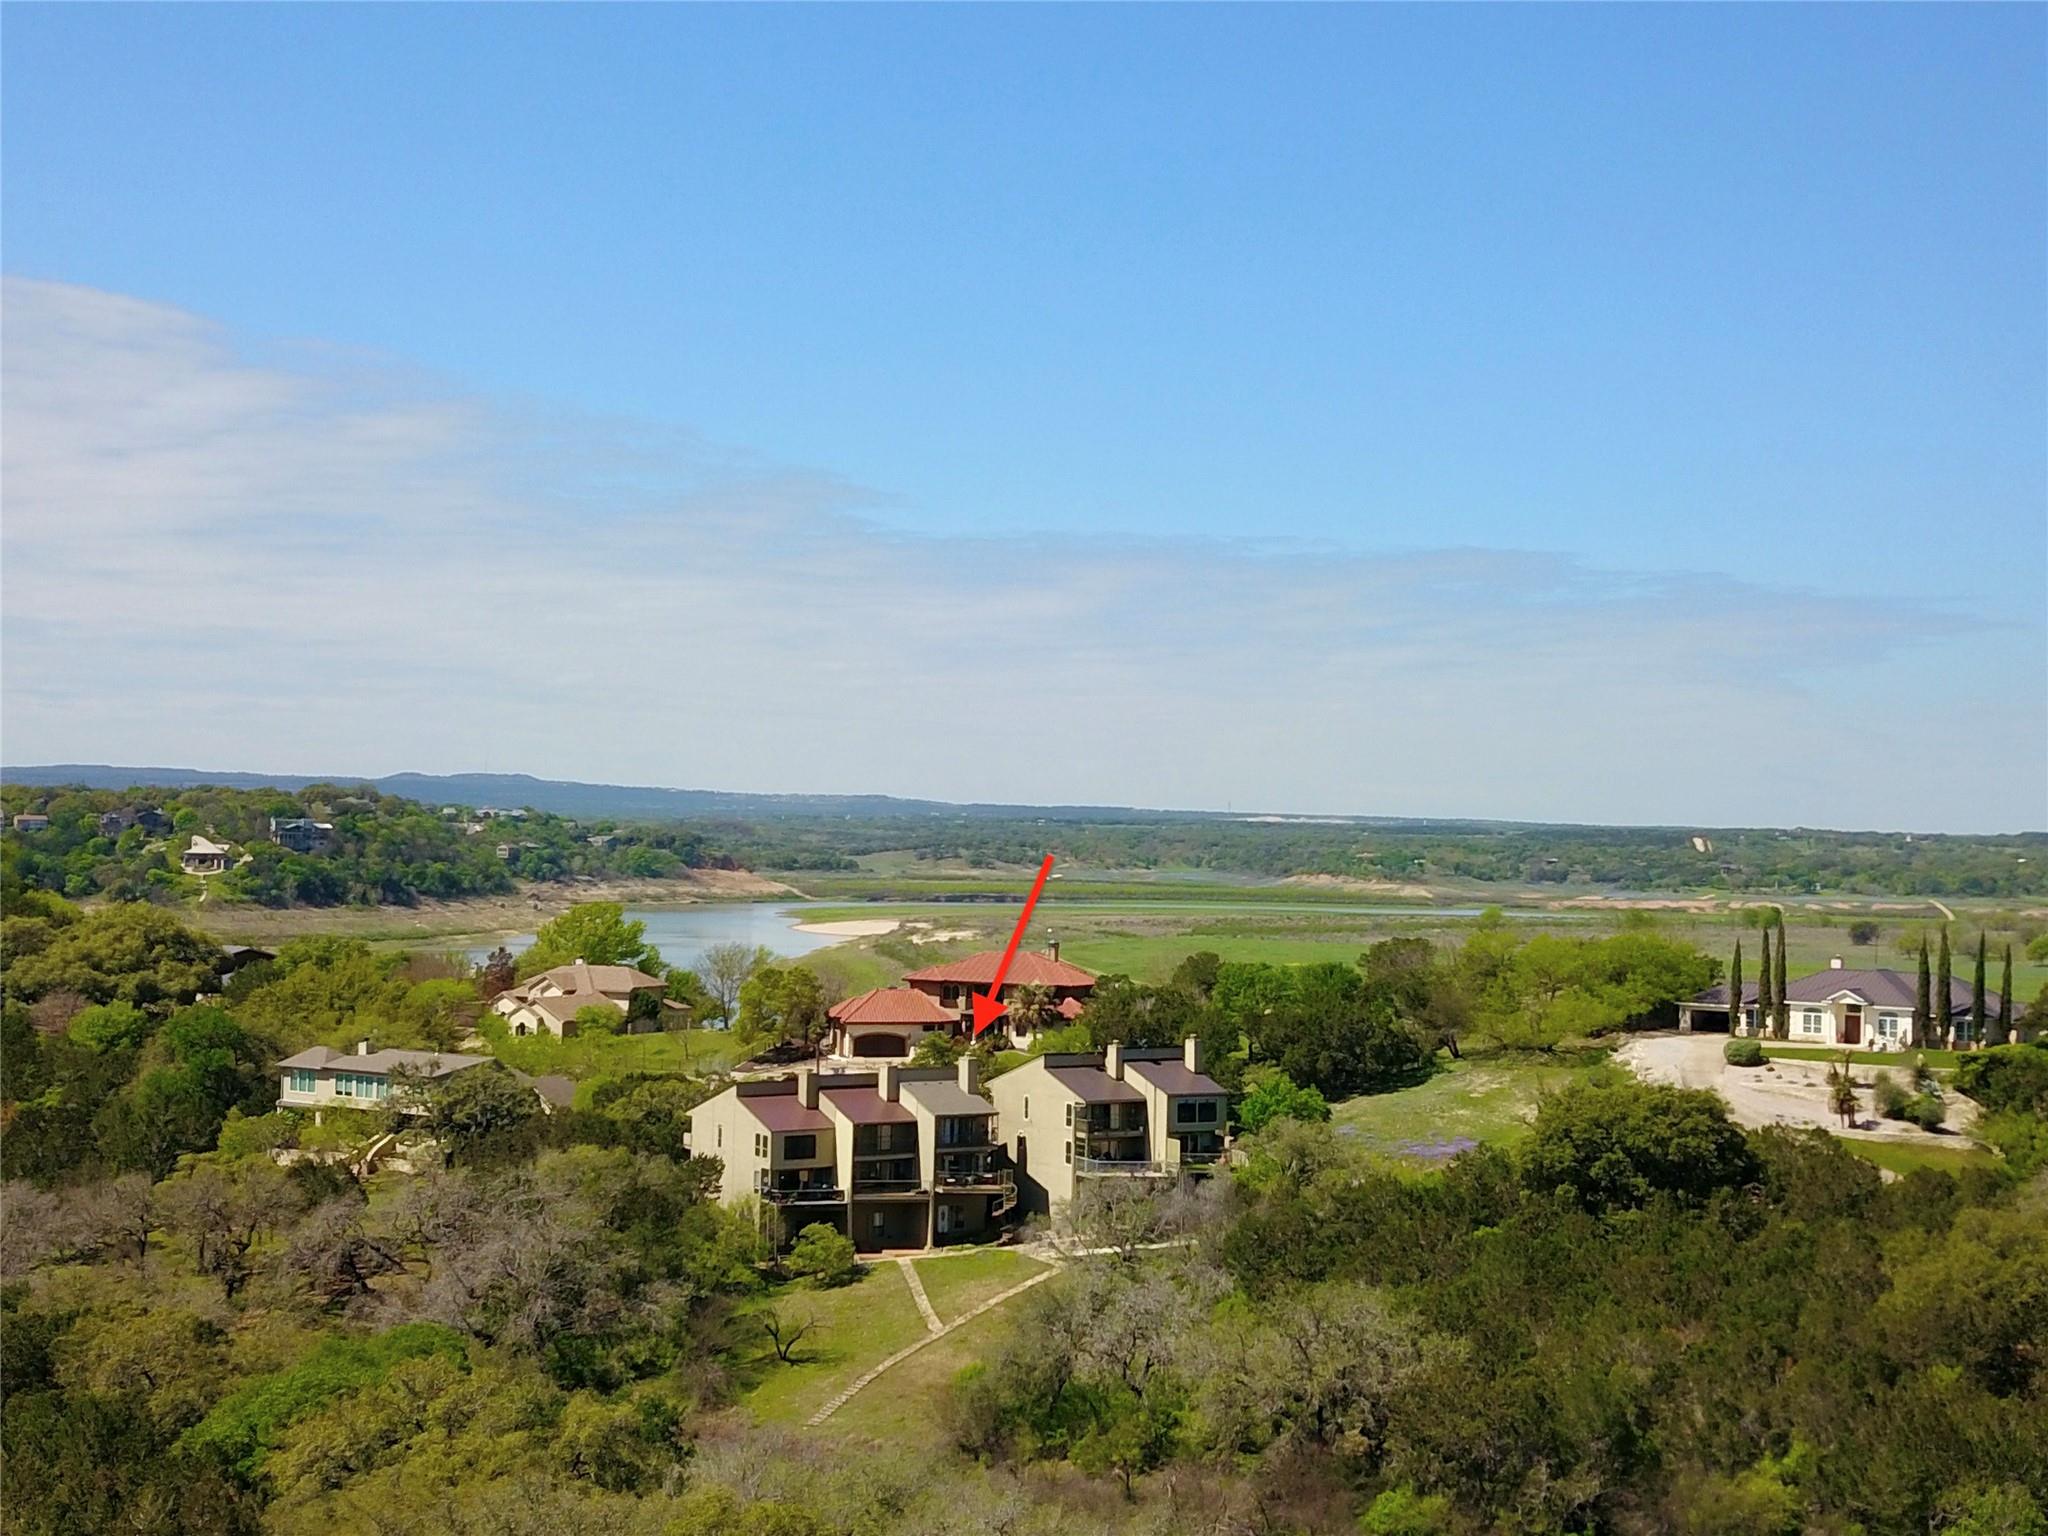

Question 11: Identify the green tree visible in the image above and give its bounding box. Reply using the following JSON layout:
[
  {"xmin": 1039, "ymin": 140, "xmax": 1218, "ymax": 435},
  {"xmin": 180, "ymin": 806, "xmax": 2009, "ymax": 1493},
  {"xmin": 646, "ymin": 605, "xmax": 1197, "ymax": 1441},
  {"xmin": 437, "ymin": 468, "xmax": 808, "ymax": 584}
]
[
  {"xmin": 517, "ymin": 903, "xmax": 661, "ymax": 977},
  {"xmin": 1729, "ymin": 940, "xmax": 1744, "ymax": 1035},
  {"xmin": 1756, "ymin": 928, "xmax": 1773, "ymax": 1041},
  {"xmin": 67, "ymin": 1000, "xmax": 152, "ymax": 1054},
  {"xmin": 734, "ymin": 966, "xmax": 828, "ymax": 1057},
  {"xmin": 1522, "ymin": 1081, "xmax": 1759, "ymax": 1214},
  {"xmin": 1998, "ymin": 944, "xmax": 2014, "ymax": 1042},
  {"xmin": 1235, "ymin": 1066, "xmax": 1329, "ymax": 1133},
  {"xmin": 784, "ymin": 1222, "xmax": 859, "ymax": 1286},
  {"xmin": 1937, "ymin": 926, "xmax": 1953, "ymax": 1046},
  {"xmin": 414, "ymin": 1064, "xmax": 541, "ymax": 1167}
]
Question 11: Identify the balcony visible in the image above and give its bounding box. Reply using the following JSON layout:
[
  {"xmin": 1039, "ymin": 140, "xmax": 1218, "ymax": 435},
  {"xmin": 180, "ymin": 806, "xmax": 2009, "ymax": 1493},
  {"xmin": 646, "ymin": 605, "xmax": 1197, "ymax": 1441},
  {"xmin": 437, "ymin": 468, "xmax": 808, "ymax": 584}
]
[
  {"xmin": 760, "ymin": 1183, "xmax": 845, "ymax": 1205},
  {"xmin": 852, "ymin": 1178, "xmax": 926, "ymax": 1196},
  {"xmin": 1075, "ymin": 1155, "xmax": 1165, "ymax": 1177},
  {"xmin": 935, "ymin": 1168, "xmax": 1013, "ymax": 1191}
]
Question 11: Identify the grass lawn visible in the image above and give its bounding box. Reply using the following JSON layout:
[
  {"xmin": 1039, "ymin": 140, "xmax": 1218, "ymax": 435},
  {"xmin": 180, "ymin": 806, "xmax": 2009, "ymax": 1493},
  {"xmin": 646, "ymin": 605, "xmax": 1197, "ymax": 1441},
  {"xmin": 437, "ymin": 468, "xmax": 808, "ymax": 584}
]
[
  {"xmin": 737, "ymin": 1262, "xmax": 930, "ymax": 1425},
  {"xmin": 825, "ymin": 1299, "xmax": 1018, "ymax": 1445},
  {"xmin": 911, "ymin": 1249, "xmax": 1046, "ymax": 1325},
  {"xmin": 1762, "ymin": 1045, "xmax": 1962, "ymax": 1072},
  {"xmin": 1329, "ymin": 1049, "xmax": 1616, "ymax": 1165},
  {"xmin": 1842, "ymin": 1139, "xmax": 1995, "ymax": 1177},
  {"xmin": 484, "ymin": 1027, "xmax": 748, "ymax": 1085}
]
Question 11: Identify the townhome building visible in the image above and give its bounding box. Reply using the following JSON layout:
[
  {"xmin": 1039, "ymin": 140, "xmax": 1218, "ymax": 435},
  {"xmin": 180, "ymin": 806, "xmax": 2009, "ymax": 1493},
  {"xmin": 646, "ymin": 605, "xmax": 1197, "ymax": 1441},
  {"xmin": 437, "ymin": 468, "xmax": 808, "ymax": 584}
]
[
  {"xmin": 687, "ymin": 1057, "xmax": 1011, "ymax": 1250},
  {"xmin": 986, "ymin": 1036, "xmax": 1229, "ymax": 1218},
  {"xmin": 1679, "ymin": 958, "xmax": 2011, "ymax": 1048}
]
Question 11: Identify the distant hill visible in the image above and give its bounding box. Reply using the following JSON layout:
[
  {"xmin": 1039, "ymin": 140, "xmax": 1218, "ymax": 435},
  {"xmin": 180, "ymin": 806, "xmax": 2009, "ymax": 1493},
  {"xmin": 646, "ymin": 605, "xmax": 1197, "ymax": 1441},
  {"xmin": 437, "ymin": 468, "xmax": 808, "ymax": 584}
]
[{"xmin": 0, "ymin": 764, "xmax": 1241, "ymax": 824}]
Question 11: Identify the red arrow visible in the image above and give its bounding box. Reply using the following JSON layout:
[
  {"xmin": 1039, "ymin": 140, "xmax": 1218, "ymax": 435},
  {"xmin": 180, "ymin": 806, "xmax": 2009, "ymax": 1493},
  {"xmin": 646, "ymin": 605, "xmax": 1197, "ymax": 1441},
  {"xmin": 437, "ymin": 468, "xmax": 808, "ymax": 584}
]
[{"xmin": 971, "ymin": 854, "xmax": 1056, "ymax": 1037}]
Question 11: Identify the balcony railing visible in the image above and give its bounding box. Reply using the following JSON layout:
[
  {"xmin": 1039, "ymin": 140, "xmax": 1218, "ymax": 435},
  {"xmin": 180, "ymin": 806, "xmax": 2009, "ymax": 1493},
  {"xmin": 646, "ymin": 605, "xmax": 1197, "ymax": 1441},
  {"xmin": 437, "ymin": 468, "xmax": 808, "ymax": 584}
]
[
  {"xmin": 761, "ymin": 1184, "xmax": 846, "ymax": 1204},
  {"xmin": 852, "ymin": 1178, "xmax": 925, "ymax": 1195},
  {"xmin": 1074, "ymin": 1156, "xmax": 1165, "ymax": 1177},
  {"xmin": 935, "ymin": 1169, "xmax": 1012, "ymax": 1190}
]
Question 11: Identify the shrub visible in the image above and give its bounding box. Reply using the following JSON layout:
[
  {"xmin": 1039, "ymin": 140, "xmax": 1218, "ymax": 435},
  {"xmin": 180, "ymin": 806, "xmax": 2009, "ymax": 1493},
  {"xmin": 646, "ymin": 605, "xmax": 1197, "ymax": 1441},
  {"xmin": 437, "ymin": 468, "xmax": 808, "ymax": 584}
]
[
  {"xmin": 1874, "ymin": 1071, "xmax": 1911, "ymax": 1118},
  {"xmin": 1236, "ymin": 1066, "xmax": 1331, "ymax": 1132},
  {"xmin": 1724, "ymin": 1038, "xmax": 1767, "ymax": 1068},
  {"xmin": 1900, "ymin": 1094, "xmax": 1947, "ymax": 1132},
  {"xmin": 1523, "ymin": 1082, "xmax": 1759, "ymax": 1214},
  {"xmin": 1849, "ymin": 921, "xmax": 1881, "ymax": 946},
  {"xmin": 784, "ymin": 1222, "xmax": 859, "ymax": 1287},
  {"xmin": 1953, "ymin": 1043, "xmax": 2048, "ymax": 1117}
]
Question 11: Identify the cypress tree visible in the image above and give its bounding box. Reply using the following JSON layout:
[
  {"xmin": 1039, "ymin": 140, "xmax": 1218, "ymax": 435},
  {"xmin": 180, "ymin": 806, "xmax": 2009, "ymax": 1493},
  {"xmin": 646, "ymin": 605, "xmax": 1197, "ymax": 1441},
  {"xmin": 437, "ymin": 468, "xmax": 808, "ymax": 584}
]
[
  {"xmin": 1936, "ymin": 927, "xmax": 1953, "ymax": 1048},
  {"xmin": 1970, "ymin": 934, "xmax": 1987, "ymax": 1046},
  {"xmin": 1729, "ymin": 940, "xmax": 1744, "ymax": 1035},
  {"xmin": 1999, "ymin": 944, "xmax": 2014, "ymax": 1043},
  {"xmin": 1774, "ymin": 921, "xmax": 1790, "ymax": 1038},
  {"xmin": 1756, "ymin": 927, "xmax": 1773, "ymax": 1042},
  {"xmin": 1914, "ymin": 940, "xmax": 1932, "ymax": 1047}
]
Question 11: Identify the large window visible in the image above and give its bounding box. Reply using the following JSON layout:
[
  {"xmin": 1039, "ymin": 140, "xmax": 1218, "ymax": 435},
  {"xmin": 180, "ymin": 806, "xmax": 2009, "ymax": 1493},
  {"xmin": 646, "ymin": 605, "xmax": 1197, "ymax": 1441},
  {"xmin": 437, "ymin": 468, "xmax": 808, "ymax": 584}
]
[
  {"xmin": 782, "ymin": 1134, "xmax": 817, "ymax": 1160},
  {"xmin": 1799, "ymin": 1010, "xmax": 1825, "ymax": 1037},
  {"xmin": 289, "ymin": 1068, "xmax": 316, "ymax": 1093}
]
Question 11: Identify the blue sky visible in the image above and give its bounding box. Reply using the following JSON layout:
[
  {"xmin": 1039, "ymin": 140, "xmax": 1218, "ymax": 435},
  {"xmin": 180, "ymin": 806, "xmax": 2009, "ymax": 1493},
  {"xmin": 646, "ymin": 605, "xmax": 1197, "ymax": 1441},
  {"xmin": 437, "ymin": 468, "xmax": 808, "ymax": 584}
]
[{"xmin": 3, "ymin": 6, "xmax": 2043, "ymax": 829}]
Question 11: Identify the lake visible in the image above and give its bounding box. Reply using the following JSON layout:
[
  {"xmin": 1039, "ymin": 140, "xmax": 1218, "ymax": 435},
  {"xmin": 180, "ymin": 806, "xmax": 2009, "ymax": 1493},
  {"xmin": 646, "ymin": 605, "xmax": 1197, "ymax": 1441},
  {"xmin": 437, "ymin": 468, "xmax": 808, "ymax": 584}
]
[{"xmin": 468, "ymin": 903, "xmax": 849, "ymax": 973}]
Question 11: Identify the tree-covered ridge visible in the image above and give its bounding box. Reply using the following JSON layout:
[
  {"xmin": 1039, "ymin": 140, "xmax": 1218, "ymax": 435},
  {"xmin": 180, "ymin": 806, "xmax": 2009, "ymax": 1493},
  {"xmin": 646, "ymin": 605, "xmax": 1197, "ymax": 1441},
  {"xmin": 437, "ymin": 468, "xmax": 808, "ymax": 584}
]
[
  {"xmin": 718, "ymin": 817, "xmax": 2048, "ymax": 898},
  {"xmin": 0, "ymin": 782, "xmax": 743, "ymax": 907}
]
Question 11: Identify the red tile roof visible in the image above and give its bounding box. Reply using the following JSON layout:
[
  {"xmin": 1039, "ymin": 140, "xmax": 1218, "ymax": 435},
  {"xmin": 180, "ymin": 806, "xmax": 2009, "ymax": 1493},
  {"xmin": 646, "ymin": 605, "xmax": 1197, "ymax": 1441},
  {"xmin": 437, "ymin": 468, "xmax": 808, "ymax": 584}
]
[
  {"xmin": 828, "ymin": 987, "xmax": 955, "ymax": 1026},
  {"xmin": 901, "ymin": 949, "xmax": 1097, "ymax": 989},
  {"xmin": 1056, "ymin": 996, "xmax": 1087, "ymax": 1019}
]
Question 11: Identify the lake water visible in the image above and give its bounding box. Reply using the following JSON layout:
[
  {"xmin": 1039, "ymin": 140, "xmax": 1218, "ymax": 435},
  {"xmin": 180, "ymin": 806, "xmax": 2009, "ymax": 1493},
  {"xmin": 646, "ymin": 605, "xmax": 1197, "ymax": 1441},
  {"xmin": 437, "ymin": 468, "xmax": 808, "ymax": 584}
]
[{"xmin": 467, "ymin": 903, "xmax": 848, "ymax": 973}]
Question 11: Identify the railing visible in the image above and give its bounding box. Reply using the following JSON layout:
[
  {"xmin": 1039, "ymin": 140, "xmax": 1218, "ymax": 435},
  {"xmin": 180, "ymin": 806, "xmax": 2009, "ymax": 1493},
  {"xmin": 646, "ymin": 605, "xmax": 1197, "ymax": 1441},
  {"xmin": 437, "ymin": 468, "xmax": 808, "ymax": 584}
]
[
  {"xmin": 1170, "ymin": 1145, "xmax": 1225, "ymax": 1168},
  {"xmin": 934, "ymin": 1170, "xmax": 1011, "ymax": 1190},
  {"xmin": 761, "ymin": 1185, "xmax": 845, "ymax": 1204},
  {"xmin": 1074, "ymin": 1156, "xmax": 1165, "ymax": 1177},
  {"xmin": 852, "ymin": 1178, "xmax": 926, "ymax": 1195}
]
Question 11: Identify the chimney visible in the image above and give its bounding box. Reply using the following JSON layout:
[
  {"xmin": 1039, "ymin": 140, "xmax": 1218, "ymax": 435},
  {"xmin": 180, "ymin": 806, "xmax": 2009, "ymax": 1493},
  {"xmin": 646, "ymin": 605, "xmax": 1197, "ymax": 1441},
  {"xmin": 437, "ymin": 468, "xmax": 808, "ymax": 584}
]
[
  {"xmin": 1105, "ymin": 1041, "xmax": 1123, "ymax": 1079},
  {"xmin": 1046, "ymin": 936, "xmax": 1061, "ymax": 963},
  {"xmin": 957, "ymin": 1053, "xmax": 981, "ymax": 1097},
  {"xmin": 1183, "ymin": 1034, "xmax": 1204, "ymax": 1074},
  {"xmin": 356, "ymin": 1039, "xmax": 372, "ymax": 1056},
  {"xmin": 877, "ymin": 1063, "xmax": 899, "ymax": 1102},
  {"xmin": 795, "ymin": 1067, "xmax": 817, "ymax": 1108},
  {"xmin": 1829, "ymin": 955, "xmax": 1844, "ymax": 970}
]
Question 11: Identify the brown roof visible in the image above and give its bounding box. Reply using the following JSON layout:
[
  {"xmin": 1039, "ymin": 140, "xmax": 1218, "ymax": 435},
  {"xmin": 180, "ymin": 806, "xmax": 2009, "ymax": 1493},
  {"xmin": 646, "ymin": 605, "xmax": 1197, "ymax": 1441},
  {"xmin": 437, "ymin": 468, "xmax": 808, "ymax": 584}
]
[
  {"xmin": 1056, "ymin": 996, "xmax": 1087, "ymax": 1019},
  {"xmin": 821, "ymin": 1086, "xmax": 916, "ymax": 1125},
  {"xmin": 1047, "ymin": 1065, "xmax": 1144, "ymax": 1103},
  {"xmin": 529, "ymin": 994, "xmax": 621, "ymax": 1023},
  {"xmin": 741, "ymin": 1094, "xmax": 832, "ymax": 1133},
  {"xmin": 901, "ymin": 949, "xmax": 1097, "ymax": 989},
  {"xmin": 1124, "ymin": 1059, "xmax": 1227, "ymax": 1097},
  {"xmin": 530, "ymin": 961, "xmax": 665, "ymax": 995},
  {"xmin": 828, "ymin": 987, "xmax": 954, "ymax": 1026}
]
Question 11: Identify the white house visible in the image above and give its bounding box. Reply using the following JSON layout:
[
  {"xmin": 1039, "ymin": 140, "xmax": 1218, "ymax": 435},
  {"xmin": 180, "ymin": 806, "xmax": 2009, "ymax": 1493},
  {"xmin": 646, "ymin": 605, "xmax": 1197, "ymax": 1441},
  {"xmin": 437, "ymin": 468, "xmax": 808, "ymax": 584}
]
[
  {"xmin": 1680, "ymin": 960, "xmax": 2009, "ymax": 1049},
  {"xmin": 491, "ymin": 960, "xmax": 670, "ymax": 1038},
  {"xmin": 181, "ymin": 835, "xmax": 233, "ymax": 875}
]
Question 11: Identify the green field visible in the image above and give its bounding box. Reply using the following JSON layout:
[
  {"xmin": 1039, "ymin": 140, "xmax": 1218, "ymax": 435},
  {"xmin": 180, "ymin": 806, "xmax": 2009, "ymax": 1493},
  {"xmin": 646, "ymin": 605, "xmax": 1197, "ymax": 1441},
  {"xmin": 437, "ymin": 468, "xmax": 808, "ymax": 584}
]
[
  {"xmin": 1328, "ymin": 1050, "xmax": 1616, "ymax": 1164},
  {"xmin": 1841, "ymin": 1139, "xmax": 1996, "ymax": 1177},
  {"xmin": 484, "ymin": 1026, "xmax": 749, "ymax": 1088},
  {"xmin": 912, "ymin": 1248, "xmax": 1045, "ymax": 1325},
  {"xmin": 1762, "ymin": 1044, "xmax": 1963, "ymax": 1071},
  {"xmin": 736, "ymin": 1261, "xmax": 931, "ymax": 1425}
]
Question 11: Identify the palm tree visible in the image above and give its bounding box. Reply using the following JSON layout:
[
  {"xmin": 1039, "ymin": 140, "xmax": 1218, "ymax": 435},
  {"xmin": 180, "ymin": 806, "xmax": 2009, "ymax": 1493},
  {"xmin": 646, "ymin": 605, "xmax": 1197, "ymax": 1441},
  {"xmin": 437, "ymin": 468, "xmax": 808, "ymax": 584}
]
[{"xmin": 1002, "ymin": 981, "xmax": 1057, "ymax": 1041}]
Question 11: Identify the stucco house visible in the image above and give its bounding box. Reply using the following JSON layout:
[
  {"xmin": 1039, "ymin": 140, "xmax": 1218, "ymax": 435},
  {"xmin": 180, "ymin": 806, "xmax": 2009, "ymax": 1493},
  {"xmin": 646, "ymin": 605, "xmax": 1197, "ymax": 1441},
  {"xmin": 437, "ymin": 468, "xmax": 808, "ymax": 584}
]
[
  {"xmin": 492, "ymin": 959, "xmax": 669, "ymax": 1038},
  {"xmin": 898, "ymin": 943, "xmax": 1096, "ymax": 1047},
  {"xmin": 824, "ymin": 986, "xmax": 958, "ymax": 1059},
  {"xmin": 1679, "ymin": 959, "xmax": 2009, "ymax": 1049},
  {"xmin": 276, "ymin": 1041, "xmax": 572, "ymax": 1122}
]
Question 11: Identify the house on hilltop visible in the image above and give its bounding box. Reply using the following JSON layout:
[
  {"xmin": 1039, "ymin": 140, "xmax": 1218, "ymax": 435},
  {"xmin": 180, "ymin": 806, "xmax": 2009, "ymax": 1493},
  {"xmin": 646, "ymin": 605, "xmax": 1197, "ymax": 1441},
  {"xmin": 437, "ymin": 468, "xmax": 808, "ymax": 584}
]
[
  {"xmin": 899, "ymin": 942, "xmax": 1096, "ymax": 1047},
  {"xmin": 1680, "ymin": 959, "xmax": 2009, "ymax": 1048},
  {"xmin": 181, "ymin": 835, "xmax": 233, "ymax": 875},
  {"xmin": 269, "ymin": 816, "xmax": 335, "ymax": 853},
  {"xmin": 278, "ymin": 1041, "xmax": 571, "ymax": 1122},
  {"xmin": 825, "ymin": 986, "xmax": 957, "ymax": 1059},
  {"xmin": 492, "ymin": 959, "xmax": 671, "ymax": 1038}
]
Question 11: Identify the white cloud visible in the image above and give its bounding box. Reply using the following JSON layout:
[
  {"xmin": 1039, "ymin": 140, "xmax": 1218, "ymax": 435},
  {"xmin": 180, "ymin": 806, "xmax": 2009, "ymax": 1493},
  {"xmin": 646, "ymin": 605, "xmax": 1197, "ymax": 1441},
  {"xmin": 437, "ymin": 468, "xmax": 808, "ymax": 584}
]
[{"xmin": 2, "ymin": 276, "xmax": 2038, "ymax": 830}]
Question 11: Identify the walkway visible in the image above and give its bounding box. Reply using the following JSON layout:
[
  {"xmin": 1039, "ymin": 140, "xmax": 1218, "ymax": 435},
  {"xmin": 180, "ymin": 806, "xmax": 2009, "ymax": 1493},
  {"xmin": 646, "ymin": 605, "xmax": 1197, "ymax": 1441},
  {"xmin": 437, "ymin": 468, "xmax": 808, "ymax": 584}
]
[
  {"xmin": 896, "ymin": 1256, "xmax": 943, "ymax": 1335},
  {"xmin": 805, "ymin": 1266, "xmax": 1054, "ymax": 1427}
]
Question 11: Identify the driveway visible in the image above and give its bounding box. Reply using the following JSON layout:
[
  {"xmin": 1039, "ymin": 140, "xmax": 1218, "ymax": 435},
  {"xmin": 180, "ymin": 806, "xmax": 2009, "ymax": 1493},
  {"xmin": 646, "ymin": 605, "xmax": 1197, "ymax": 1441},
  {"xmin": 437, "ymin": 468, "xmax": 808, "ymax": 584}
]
[{"xmin": 1616, "ymin": 1033, "xmax": 1980, "ymax": 1144}]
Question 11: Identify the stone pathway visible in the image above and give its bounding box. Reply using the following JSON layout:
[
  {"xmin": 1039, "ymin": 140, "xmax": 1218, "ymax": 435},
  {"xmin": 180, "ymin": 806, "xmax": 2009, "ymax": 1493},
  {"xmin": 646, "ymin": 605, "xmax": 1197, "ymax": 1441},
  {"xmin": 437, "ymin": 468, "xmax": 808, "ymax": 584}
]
[
  {"xmin": 805, "ymin": 1266, "xmax": 1054, "ymax": 1427},
  {"xmin": 897, "ymin": 1256, "xmax": 943, "ymax": 1335}
]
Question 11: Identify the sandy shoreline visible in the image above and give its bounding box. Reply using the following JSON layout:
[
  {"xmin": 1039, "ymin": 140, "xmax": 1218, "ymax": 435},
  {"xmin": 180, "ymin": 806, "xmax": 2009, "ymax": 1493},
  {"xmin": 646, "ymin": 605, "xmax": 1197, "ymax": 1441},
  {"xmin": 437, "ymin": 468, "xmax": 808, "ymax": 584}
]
[{"xmin": 793, "ymin": 918, "xmax": 902, "ymax": 939}]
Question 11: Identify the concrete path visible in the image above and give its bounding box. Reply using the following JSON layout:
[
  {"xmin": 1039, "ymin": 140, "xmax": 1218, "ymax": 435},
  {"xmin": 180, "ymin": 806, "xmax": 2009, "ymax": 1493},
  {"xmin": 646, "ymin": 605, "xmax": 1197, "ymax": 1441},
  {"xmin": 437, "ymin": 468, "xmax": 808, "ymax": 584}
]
[
  {"xmin": 897, "ymin": 1257, "xmax": 943, "ymax": 1335},
  {"xmin": 805, "ymin": 1266, "xmax": 1054, "ymax": 1428}
]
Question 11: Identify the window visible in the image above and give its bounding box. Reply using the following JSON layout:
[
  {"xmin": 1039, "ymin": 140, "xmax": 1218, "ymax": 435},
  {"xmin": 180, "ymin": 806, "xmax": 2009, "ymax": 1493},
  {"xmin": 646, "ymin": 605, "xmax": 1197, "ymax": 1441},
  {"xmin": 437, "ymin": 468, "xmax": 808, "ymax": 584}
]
[
  {"xmin": 716, "ymin": 1125, "xmax": 723, "ymax": 1149},
  {"xmin": 1799, "ymin": 1010, "xmax": 1825, "ymax": 1037},
  {"xmin": 289, "ymin": 1068, "xmax": 316, "ymax": 1093},
  {"xmin": 1876, "ymin": 1013, "xmax": 1902, "ymax": 1041},
  {"xmin": 754, "ymin": 1133, "xmax": 768, "ymax": 1158},
  {"xmin": 1064, "ymin": 1103, "xmax": 1073, "ymax": 1126},
  {"xmin": 1022, "ymin": 1096, "xmax": 1029, "ymax": 1121},
  {"xmin": 1063, "ymin": 1142, "xmax": 1072, "ymax": 1164},
  {"xmin": 783, "ymin": 1134, "xmax": 817, "ymax": 1160}
]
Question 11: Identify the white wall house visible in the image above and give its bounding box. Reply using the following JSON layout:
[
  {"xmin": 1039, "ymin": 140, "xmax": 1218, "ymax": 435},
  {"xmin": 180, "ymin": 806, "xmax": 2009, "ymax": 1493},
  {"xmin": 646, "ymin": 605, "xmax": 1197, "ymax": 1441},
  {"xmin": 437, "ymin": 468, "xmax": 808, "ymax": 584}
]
[{"xmin": 1679, "ymin": 961, "xmax": 2009, "ymax": 1049}]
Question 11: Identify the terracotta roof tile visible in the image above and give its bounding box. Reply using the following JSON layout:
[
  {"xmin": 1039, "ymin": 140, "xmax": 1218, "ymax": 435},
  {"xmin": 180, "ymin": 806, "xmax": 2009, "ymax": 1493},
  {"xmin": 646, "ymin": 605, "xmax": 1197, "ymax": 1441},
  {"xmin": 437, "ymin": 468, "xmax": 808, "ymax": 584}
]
[
  {"xmin": 901, "ymin": 949, "xmax": 1097, "ymax": 989},
  {"xmin": 828, "ymin": 987, "xmax": 955, "ymax": 1026}
]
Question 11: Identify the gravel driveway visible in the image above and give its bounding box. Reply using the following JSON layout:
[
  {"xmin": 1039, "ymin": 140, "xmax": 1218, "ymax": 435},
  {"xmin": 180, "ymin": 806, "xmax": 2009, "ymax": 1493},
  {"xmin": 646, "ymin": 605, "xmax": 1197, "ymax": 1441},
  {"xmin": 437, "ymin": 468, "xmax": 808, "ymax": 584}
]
[{"xmin": 1616, "ymin": 1033, "xmax": 1980, "ymax": 1144}]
